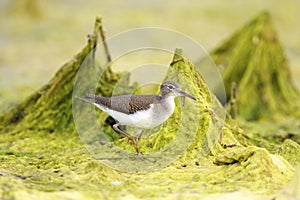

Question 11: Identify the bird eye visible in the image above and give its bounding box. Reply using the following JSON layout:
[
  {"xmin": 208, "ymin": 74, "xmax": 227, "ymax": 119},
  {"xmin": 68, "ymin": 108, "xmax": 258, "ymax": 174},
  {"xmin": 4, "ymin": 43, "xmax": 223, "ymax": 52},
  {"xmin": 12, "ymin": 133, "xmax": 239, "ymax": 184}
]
[{"xmin": 167, "ymin": 85, "xmax": 175, "ymax": 90}]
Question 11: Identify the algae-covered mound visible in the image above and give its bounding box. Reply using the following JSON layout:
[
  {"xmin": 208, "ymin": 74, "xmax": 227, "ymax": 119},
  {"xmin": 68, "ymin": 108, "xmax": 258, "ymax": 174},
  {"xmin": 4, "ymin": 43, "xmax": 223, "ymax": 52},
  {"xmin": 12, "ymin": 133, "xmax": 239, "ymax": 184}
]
[
  {"xmin": 0, "ymin": 17, "xmax": 119, "ymax": 135},
  {"xmin": 163, "ymin": 51, "xmax": 294, "ymax": 194},
  {"xmin": 211, "ymin": 11, "xmax": 300, "ymax": 120},
  {"xmin": 0, "ymin": 15, "xmax": 298, "ymax": 199}
]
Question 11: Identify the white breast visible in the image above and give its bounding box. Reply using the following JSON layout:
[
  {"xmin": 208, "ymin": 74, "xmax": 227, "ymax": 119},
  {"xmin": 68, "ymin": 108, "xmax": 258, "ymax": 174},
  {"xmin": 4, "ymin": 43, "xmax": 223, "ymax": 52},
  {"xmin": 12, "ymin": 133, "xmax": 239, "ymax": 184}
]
[
  {"xmin": 94, "ymin": 96, "xmax": 176, "ymax": 129},
  {"xmin": 144, "ymin": 96, "xmax": 175, "ymax": 128}
]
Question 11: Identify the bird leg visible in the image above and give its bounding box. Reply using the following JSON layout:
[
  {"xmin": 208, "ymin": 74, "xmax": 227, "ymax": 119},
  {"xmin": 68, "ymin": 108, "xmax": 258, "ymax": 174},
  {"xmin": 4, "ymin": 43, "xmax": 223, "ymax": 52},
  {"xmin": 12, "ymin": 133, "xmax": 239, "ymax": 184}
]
[
  {"xmin": 135, "ymin": 129, "xmax": 143, "ymax": 147},
  {"xmin": 112, "ymin": 123, "xmax": 140, "ymax": 154}
]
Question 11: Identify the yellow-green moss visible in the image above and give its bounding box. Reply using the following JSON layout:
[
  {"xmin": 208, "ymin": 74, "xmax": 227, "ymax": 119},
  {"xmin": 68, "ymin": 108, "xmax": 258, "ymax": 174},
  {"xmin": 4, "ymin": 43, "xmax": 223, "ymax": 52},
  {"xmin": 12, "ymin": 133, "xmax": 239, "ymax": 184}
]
[
  {"xmin": 0, "ymin": 14, "xmax": 298, "ymax": 200},
  {"xmin": 278, "ymin": 139, "xmax": 300, "ymax": 167},
  {"xmin": 211, "ymin": 11, "xmax": 300, "ymax": 120}
]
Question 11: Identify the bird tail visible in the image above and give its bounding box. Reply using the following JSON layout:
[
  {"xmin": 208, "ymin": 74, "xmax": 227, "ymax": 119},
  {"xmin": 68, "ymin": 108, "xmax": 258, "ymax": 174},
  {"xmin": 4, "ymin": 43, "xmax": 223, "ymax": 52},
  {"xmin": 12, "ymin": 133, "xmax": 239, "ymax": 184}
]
[{"xmin": 75, "ymin": 94, "xmax": 97, "ymax": 104}]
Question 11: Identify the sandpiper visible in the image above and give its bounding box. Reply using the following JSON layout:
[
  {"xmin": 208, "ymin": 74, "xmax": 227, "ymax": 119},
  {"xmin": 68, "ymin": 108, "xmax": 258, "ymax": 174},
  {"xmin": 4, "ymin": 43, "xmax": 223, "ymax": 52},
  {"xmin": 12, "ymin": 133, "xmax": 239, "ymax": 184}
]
[{"xmin": 76, "ymin": 80, "xmax": 196, "ymax": 154}]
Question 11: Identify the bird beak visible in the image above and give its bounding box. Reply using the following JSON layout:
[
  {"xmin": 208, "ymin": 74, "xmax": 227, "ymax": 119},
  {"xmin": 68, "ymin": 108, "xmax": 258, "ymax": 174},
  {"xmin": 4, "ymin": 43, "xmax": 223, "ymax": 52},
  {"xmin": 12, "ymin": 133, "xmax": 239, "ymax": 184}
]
[
  {"xmin": 177, "ymin": 89, "xmax": 196, "ymax": 101},
  {"xmin": 177, "ymin": 89, "xmax": 196, "ymax": 107}
]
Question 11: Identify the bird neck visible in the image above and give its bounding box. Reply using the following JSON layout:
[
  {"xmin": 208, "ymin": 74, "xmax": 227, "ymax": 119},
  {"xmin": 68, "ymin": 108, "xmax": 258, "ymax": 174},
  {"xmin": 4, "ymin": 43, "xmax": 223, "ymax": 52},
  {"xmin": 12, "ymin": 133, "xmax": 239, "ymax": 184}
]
[
  {"xmin": 159, "ymin": 95, "xmax": 176, "ymax": 114},
  {"xmin": 161, "ymin": 93, "xmax": 176, "ymax": 100}
]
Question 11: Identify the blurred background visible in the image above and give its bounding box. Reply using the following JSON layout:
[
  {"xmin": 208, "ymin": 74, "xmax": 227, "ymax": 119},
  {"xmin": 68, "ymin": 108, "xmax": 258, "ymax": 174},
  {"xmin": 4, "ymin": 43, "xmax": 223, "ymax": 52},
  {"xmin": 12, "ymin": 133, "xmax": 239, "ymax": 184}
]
[{"xmin": 0, "ymin": 0, "xmax": 299, "ymax": 113}]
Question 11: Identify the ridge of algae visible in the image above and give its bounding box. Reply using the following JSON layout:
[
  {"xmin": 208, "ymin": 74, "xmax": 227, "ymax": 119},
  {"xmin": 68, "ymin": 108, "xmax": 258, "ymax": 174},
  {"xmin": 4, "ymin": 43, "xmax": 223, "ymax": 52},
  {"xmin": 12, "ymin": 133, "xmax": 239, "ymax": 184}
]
[
  {"xmin": 210, "ymin": 11, "xmax": 300, "ymax": 171},
  {"xmin": 0, "ymin": 17, "xmax": 120, "ymax": 136},
  {"xmin": 0, "ymin": 14, "xmax": 299, "ymax": 199},
  {"xmin": 211, "ymin": 11, "xmax": 300, "ymax": 121}
]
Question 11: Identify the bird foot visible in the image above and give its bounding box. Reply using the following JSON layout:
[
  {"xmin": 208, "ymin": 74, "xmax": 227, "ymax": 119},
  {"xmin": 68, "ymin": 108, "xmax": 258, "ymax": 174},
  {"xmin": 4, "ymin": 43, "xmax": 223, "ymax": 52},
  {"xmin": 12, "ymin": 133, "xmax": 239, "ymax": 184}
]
[
  {"xmin": 125, "ymin": 136, "xmax": 141, "ymax": 154},
  {"xmin": 125, "ymin": 136, "xmax": 136, "ymax": 145}
]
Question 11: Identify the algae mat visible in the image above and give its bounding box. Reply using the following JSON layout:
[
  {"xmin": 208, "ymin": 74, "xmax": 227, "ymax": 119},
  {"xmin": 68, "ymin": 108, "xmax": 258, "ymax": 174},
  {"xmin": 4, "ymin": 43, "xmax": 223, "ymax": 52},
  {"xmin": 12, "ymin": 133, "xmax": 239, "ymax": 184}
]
[
  {"xmin": 211, "ymin": 11, "xmax": 300, "ymax": 120},
  {"xmin": 1, "ymin": 13, "xmax": 300, "ymax": 199}
]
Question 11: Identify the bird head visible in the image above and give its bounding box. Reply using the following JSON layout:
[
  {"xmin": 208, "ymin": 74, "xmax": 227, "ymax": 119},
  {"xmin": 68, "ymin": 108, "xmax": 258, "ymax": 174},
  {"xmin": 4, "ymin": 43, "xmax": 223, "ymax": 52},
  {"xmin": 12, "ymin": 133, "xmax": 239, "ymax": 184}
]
[{"xmin": 160, "ymin": 80, "xmax": 196, "ymax": 101}]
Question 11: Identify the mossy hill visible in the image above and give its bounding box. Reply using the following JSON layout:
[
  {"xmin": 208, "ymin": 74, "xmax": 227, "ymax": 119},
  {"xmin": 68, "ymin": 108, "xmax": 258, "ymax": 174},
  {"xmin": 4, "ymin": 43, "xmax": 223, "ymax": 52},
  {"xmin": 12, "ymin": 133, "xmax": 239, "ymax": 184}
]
[
  {"xmin": 0, "ymin": 17, "xmax": 119, "ymax": 135},
  {"xmin": 0, "ymin": 13, "xmax": 299, "ymax": 199},
  {"xmin": 211, "ymin": 11, "xmax": 300, "ymax": 120}
]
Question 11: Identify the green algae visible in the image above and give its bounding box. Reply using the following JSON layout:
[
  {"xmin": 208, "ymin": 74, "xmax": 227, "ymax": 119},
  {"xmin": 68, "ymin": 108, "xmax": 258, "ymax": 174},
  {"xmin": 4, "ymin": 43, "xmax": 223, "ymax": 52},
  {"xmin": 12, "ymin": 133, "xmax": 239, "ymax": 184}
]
[
  {"xmin": 1, "ymin": 49, "xmax": 291, "ymax": 198},
  {"xmin": 0, "ymin": 14, "xmax": 299, "ymax": 199},
  {"xmin": 209, "ymin": 12, "xmax": 300, "ymax": 188},
  {"xmin": 278, "ymin": 139, "xmax": 300, "ymax": 167},
  {"xmin": 237, "ymin": 117, "xmax": 300, "ymax": 155},
  {"xmin": 0, "ymin": 17, "xmax": 119, "ymax": 136},
  {"xmin": 211, "ymin": 11, "xmax": 300, "ymax": 120}
]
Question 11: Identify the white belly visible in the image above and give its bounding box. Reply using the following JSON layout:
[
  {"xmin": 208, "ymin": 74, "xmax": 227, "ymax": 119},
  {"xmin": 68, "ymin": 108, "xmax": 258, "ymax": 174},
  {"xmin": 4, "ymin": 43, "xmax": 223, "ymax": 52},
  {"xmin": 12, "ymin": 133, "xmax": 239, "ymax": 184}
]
[{"xmin": 95, "ymin": 96, "xmax": 175, "ymax": 129}]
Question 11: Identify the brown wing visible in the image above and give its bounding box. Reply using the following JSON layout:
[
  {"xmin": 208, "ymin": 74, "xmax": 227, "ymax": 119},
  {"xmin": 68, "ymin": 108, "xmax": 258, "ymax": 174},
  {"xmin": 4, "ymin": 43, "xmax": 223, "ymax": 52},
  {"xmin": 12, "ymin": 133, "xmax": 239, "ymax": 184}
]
[
  {"xmin": 110, "ymin": 94, "xmax": 162, "ymax": 114},
  {"xmin": 78, "ymin": 94, "xmax": 162, "ymax": 115}
]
